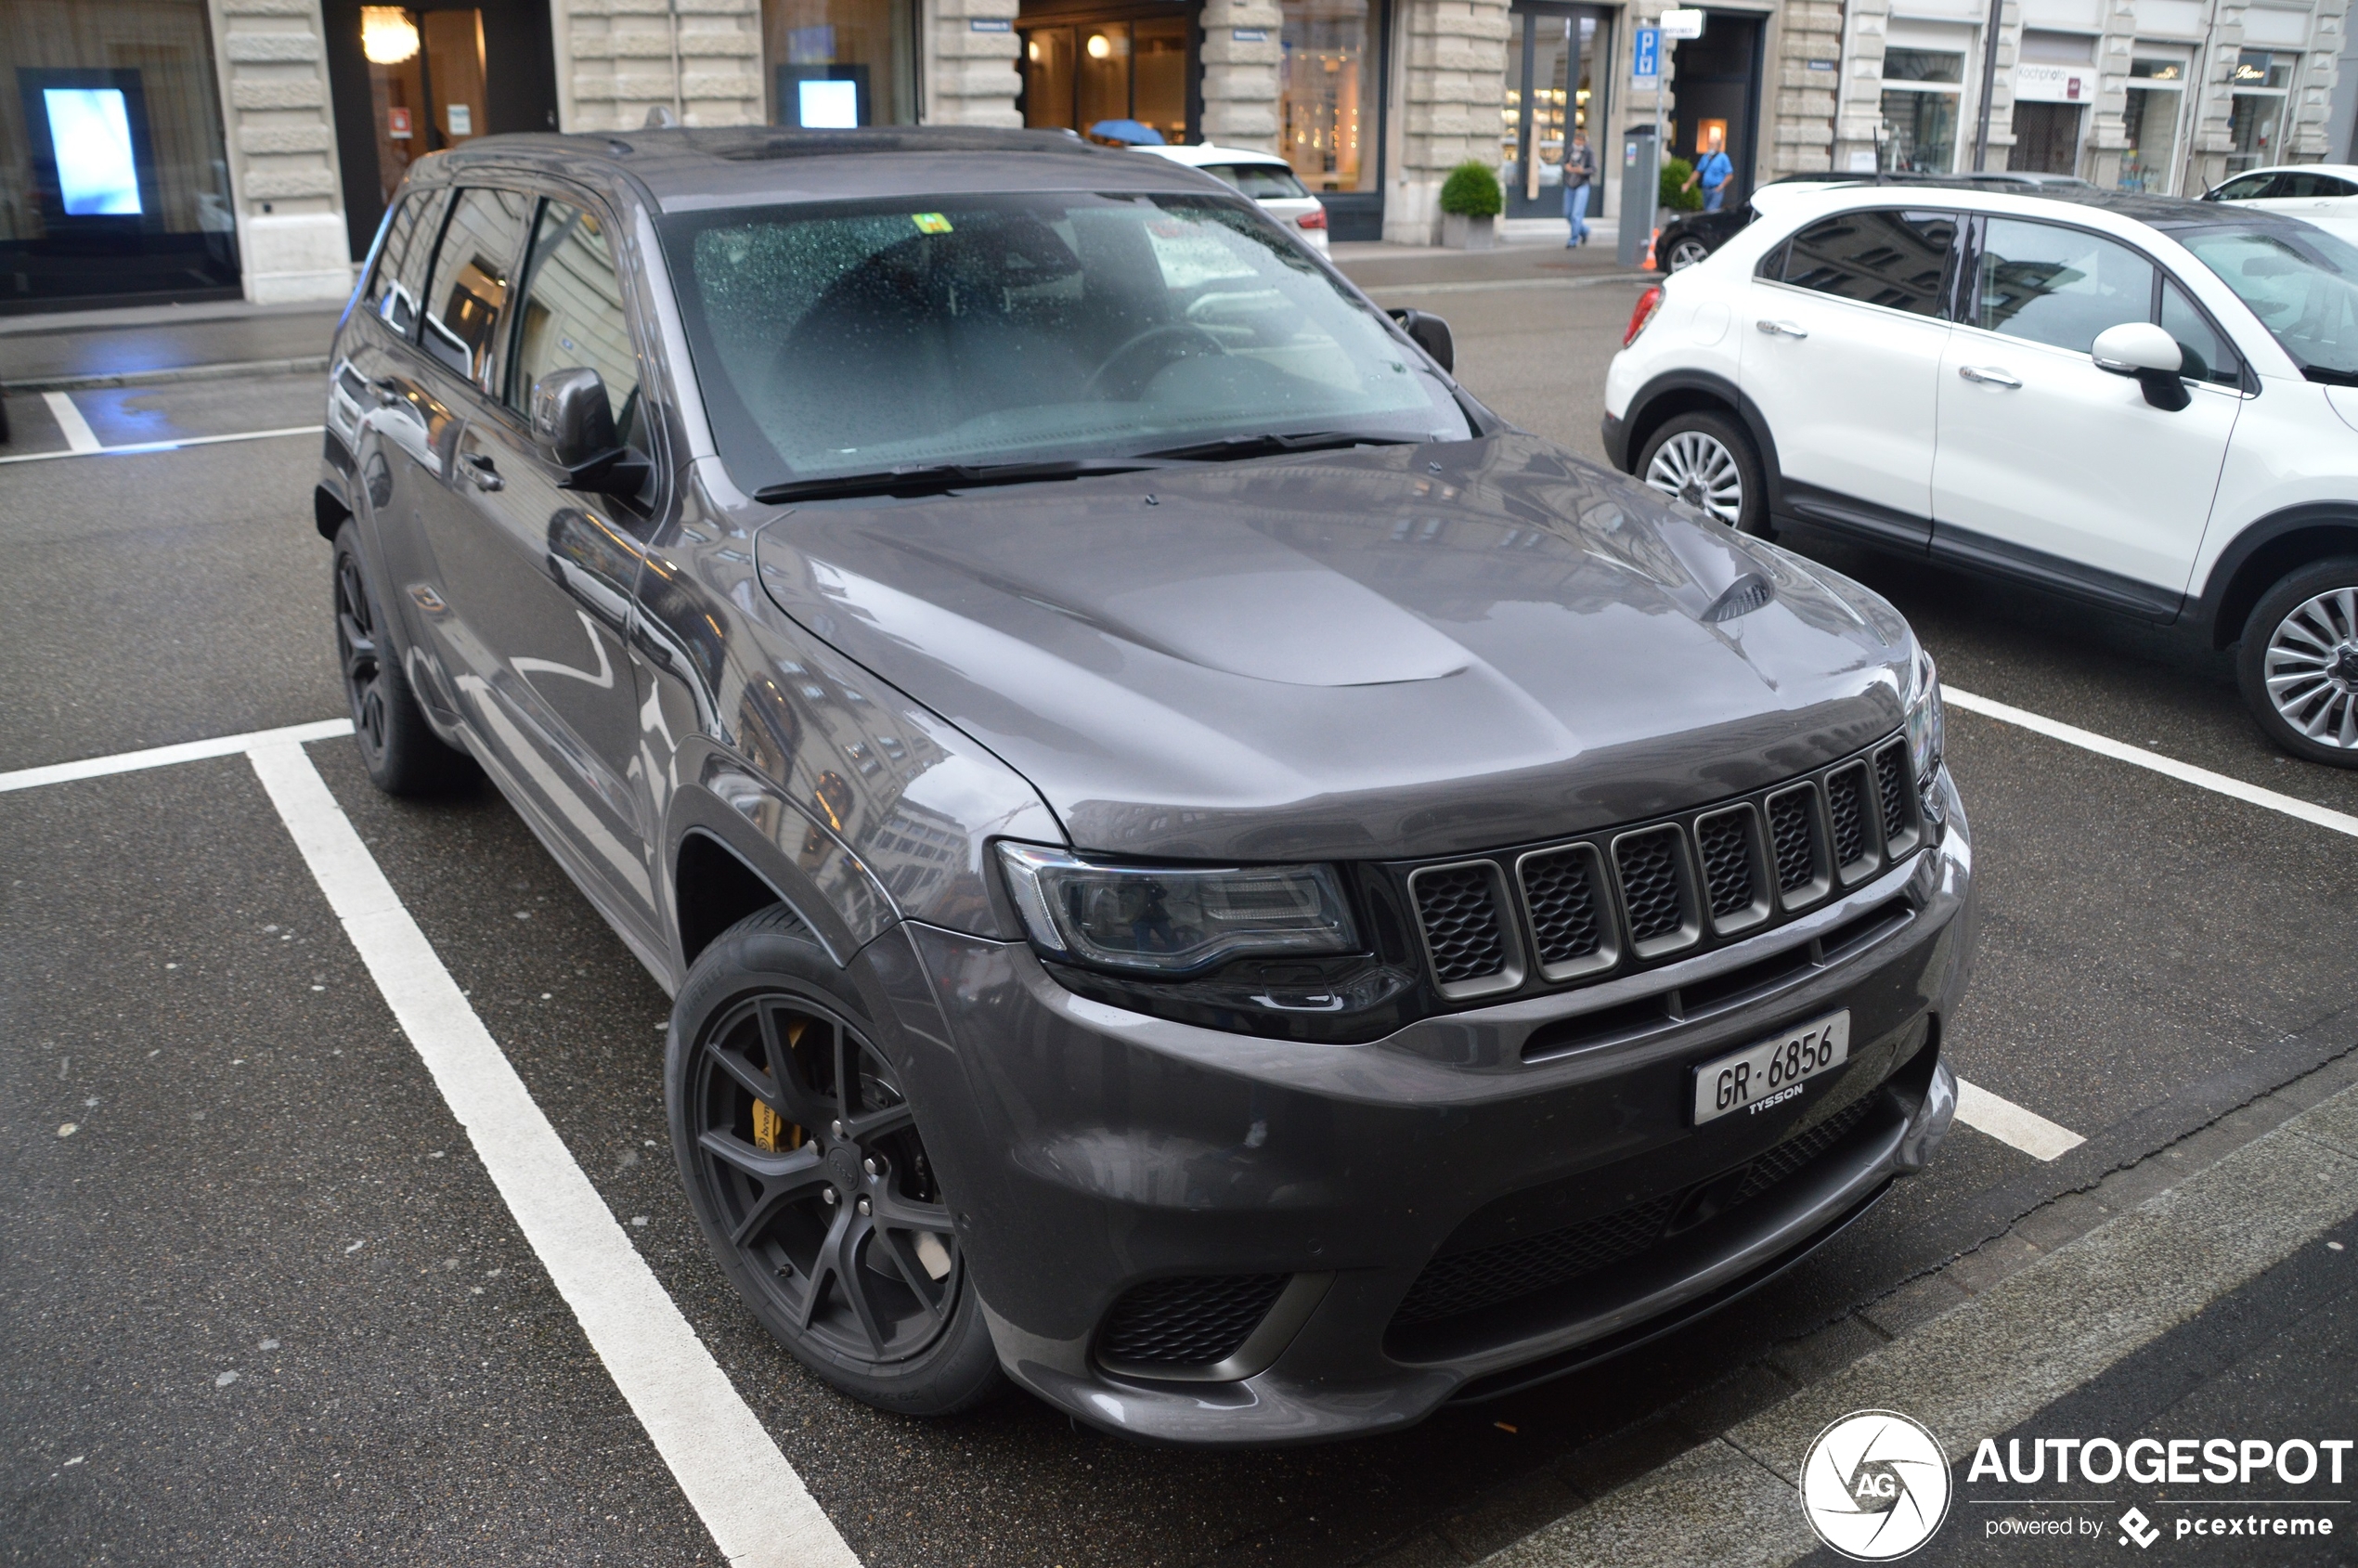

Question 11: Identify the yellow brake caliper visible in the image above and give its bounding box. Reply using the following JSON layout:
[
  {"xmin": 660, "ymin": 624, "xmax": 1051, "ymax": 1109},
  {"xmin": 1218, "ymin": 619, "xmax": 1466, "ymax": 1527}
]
[{"xmin": 751, "ymin": 1017, "xmax": 806, "ymax": 1153}]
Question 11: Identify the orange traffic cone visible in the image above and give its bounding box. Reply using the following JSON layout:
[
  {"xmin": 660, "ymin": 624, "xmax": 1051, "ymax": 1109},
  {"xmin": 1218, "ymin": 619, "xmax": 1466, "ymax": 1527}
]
[{"xmin": 1643, "ymin": 227, "xmax": 1660, "ymax": 270}]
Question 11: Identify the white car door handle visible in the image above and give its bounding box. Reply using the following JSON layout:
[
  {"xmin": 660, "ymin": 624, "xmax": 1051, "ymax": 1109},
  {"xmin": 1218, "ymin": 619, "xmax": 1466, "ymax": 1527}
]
[
  {"xmin": 1756, "ymin": 318, "xmax": 1808, "ymax": 339},
  {"xmin": 1957, "ymin": 365, "xmax": 2022, "ymax": 389}
]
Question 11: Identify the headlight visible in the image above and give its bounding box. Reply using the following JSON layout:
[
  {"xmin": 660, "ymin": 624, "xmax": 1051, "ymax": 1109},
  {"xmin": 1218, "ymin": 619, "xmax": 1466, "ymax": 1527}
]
[
  {"xmin": 997, "ymin": 844, "xmax": 1358, "ymax": 975},
  {"xmin": 1905, "ymin": 647, "xmax": 1946, "ymax": 817}
]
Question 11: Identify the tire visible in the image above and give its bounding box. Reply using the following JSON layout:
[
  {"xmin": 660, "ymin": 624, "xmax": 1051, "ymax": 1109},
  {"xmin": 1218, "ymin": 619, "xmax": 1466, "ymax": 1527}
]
[
  {"xmin": 667, "ymin": 906, "xmax": 1005, "ymax": 1417},
  {"xmin": 332, "ymin": 524, "xmax": 473, "ymax": 795},
  {"xmin": 2236, "ymin": 556, "xmax": 2358, "ymax": 768},
  {"xmin": 1637, "ymin": 409, "xmax": 1770, "ymax": 537},
  {"xmin": 1666, "ymin": 236, "xmax": 1713, "ymax": 271}
]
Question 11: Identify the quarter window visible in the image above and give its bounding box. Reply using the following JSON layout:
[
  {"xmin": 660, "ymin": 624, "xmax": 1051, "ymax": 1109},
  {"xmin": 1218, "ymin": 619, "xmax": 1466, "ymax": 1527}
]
[
  {"xmin": 1971, "ymin": 218, "xmax": 2155, "ymax": 354},
  {"xmin": 1777, "ymin": 209, "xmax": 1958, "ymax": 317},
  {"xmin": 508, "ymin": 199, "xmax": 644, "ymax": 448},
  {"xmin": 423, "ymin": 187, "xmax": 532, "ymax": 390}
]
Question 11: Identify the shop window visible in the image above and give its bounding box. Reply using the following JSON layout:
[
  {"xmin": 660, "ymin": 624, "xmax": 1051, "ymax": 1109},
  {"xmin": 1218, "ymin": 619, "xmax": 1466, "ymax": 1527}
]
[
  {"xmin": 1020, "ymin": 15, "xmax": 1187, "ymax": 144},
  {"xmin": 765, "ymin": 0, "xmax": 915, "ymax": 126},
  {"xmin": 2227, "ymin": 50, "xmax": 2294, "ymax": 175},
  {"xmin": 0, "ymin": 0, "xmax": 240, "ymax": 308},
  {"xmin": 1281, "ymin": 0, "xmax": 1372, "ymax": 192},
  {"xmin": 1879, "ymin": 49, "xmax": 1963, "ymax": 175},
  {"xmin": 2119, "ymin": 58, "xmax": 2185, "ymax": 193}
]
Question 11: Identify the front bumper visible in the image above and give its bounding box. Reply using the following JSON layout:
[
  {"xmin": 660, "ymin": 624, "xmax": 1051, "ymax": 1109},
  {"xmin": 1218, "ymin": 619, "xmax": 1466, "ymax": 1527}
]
[
  {"xmin": 1600, "ymin": 408, "xmax": 1634, "ymax": 473},
  {"xmin": 866, "ymin": 778, "xmax": 1975, "ymax": 1445}
]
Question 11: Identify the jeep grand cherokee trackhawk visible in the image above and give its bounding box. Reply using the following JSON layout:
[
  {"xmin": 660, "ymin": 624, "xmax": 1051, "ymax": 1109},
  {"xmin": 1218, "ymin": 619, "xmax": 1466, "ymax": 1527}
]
[{"xmin": 317, "ymin": 126, "xmax": 1972, "ymax": 1445}]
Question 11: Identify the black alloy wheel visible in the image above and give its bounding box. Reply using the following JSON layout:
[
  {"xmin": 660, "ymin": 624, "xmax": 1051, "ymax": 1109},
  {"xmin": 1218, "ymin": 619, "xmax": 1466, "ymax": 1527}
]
[
  {"xmin": 330, "ymin": 524, "xmax": 470, "ymax": 795},
  {"xmin": 668, "ymin": 907, "xmax": 1004, "ymax": 1414},
  {"xmin": 1666, "ymin": 235, "xmax": 1714, "ymax": 270}
]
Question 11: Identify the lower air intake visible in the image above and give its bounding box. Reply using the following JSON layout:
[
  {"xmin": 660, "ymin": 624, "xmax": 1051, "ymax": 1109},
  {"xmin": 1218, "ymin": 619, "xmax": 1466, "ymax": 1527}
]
[{"xmin": 1098, "ymin": 1274, "xmax": 1289, "ymax": 1368}]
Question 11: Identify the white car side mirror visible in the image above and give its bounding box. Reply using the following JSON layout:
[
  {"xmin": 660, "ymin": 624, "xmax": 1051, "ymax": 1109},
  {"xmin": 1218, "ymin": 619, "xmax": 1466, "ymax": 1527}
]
[
  {"xmin": 2092, "ymin": 321, "xmax": 2191, "ymax": 412},
  {"xmin": 2092, "ymin": 320, "xmax": 2184, "ymax": 375}
]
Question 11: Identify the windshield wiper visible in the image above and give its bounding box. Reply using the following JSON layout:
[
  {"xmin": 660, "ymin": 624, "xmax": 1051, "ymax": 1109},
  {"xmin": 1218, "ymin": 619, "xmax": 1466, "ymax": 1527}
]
[
  {"xmin": 755, "ymin": 457, "xmax": 1176, "ymax": 505},
  {"xmin": 2300, "ymin": 365, "xmax": 2358, "ymax": 387},
  {"xmin": 1134, "ymin": 430, "xmax": 1419, "ymax": 462}
]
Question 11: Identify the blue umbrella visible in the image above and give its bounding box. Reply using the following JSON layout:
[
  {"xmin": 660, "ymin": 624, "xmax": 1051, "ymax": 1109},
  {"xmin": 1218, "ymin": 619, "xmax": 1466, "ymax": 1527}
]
[{"xmin": 1086, "ymin": 119, "xmax": 1165, "ymax": 146}]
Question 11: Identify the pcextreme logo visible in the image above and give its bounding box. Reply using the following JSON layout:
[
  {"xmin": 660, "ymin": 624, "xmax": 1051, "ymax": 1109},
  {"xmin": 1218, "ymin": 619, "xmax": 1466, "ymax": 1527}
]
[{"xmin": 1800, "ymin": 1409, "xmax": 1955, "ymax": 1560}]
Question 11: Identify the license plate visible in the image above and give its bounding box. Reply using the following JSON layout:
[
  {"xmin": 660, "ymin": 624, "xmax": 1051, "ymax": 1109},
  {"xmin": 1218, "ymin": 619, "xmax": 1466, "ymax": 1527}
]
[{"xmin": 1692, "ymin": 1010, "xmax": 1850, "ymax": 1125}]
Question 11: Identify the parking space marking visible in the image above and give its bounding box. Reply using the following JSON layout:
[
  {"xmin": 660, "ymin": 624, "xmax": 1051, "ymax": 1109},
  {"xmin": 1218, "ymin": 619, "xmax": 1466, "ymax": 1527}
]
[
  {"xmin": 0, "ymin": 718, "xmax": 355, "ymax": 793},
  {"xmin": 243, "ymin": 741, "xmax": 861, "ymax": 1568},
  {"xmin": 42, "ymin": 390, "xmax": 99, "ymax": 453},
  {"xmin": 1954, "ymin": 1077, "xmax": 2086, "ymax": 1161},
  {"xmin": 4, "ymin": 721, "xmax": 860, "ymax": 1568},
  {"xmin": 0, "ymin": 422, "xmax": 326, "ymax": 467},
  {"xmin": 1946, "ymin": 685, "xmax": 2358, "ymax": 839}
]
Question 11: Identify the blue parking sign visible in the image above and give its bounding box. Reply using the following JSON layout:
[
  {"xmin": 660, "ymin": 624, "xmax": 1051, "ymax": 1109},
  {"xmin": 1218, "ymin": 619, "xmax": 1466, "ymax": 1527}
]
[{"xmin": 1634, "ymin": 27, "xmax": 1660, "ymax": 81}]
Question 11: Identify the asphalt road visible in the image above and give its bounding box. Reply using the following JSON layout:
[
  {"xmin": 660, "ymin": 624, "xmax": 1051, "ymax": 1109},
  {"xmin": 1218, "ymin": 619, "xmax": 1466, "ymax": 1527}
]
[{"xmin": 5, "ymin": 271, "xmax": 2355, "ymax": 1567}]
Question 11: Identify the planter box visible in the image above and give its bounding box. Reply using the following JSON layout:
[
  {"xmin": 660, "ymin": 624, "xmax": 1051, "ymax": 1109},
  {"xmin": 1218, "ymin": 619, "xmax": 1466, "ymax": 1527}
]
[{"xmin": 1441, "ymin": 213, "xmax": 1498, "ymax": 251}]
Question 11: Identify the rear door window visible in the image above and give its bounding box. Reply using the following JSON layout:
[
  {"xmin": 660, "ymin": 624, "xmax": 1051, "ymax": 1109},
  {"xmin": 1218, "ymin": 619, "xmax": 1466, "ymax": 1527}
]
[
  {"xmin": 422, "ymin": 187, "xmax": 533, "ymax": 392},
  {"xmin": 1970, "ymin": 218, "xmax": 2156, "ymax": 354},
  {"xmin": 1776, "ymin": 210, "xmax": 1959, "ymax": 317}
]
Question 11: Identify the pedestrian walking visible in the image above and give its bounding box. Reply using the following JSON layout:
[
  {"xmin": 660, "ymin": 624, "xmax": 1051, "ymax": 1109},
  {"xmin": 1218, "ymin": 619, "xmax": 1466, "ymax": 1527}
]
[
  {"xmin": 1682, "ymin": 125, "xmax": 1733, "ymax": 214},
  {"xmin": 1562, "ymin": 129, "xmax": 1597, "ymax": 248}
]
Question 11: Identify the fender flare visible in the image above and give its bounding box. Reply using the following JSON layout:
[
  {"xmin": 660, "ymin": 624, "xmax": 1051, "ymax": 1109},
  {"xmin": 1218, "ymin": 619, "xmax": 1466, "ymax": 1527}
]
[
  {"xmin": 1618, "ymin": 369, "xmax": 1788, "ymax": 514},
  {"xmin": 2193, "ymin": 503, "xmax": 2358, "ymax": 648}
]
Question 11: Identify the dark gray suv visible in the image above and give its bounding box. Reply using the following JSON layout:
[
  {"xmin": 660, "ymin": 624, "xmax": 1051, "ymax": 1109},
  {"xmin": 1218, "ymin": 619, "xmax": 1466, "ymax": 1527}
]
[{"xmin": 317, "ymin": 126, "xmax": 1971, "ymax": 1445}]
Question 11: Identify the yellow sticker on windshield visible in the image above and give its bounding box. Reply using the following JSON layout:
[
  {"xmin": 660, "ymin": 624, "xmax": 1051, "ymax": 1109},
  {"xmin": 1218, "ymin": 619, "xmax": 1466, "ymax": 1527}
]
[{"xmin": 912, "ymin": 213, "xmax": 953, "ymax": 234}]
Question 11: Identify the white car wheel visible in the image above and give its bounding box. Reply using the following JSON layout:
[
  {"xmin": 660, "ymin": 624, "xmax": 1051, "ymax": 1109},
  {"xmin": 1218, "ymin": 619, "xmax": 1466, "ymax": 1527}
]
[{"xmin": 1643, "ymin": 429, "xmax": 1745, "ymax": 526}]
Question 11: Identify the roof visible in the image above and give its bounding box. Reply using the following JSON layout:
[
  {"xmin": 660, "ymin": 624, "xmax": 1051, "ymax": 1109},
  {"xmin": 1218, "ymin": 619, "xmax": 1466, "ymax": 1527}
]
[
  {"xmin": 410, "ymin": 125, "xmax": 1230, "ymax": 209},
  {"xmin": 1767, "ymin": 175, "xmax": 2321, "ymax": 235}
]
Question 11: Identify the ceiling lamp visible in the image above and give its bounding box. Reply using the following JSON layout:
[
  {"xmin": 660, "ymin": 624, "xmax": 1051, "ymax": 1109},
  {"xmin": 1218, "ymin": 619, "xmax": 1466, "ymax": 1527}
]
[
  {"xmin": 1085, "ymin": 33, "xmax": 1112, "ymax": 58},
  {"xmin": 361, "ymin": 7, "xmax": 421, "ymax": 66}
]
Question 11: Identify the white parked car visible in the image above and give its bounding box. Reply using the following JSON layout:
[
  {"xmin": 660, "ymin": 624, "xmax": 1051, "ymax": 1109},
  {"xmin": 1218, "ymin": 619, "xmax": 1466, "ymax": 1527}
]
[
  {"xmin": 2203, "ymin": 163, "xmax": 2358, "ymax": 216},
  {"xmin": 1603, "ymin": 184, "xmax": 2358, "ymax": 765},
  {"xmin": 1134, "ymin": 142, "xmax": 1328, "ymax": 251}
]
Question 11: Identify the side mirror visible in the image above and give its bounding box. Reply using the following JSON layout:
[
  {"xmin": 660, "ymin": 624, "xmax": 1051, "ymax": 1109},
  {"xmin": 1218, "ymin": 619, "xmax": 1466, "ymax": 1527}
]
[
  {"xmin": 2092, "ymin": 321, "xmax": 2190, "ymax": 412},
  {"xmin": 530, "ymin": 367, "xmax": 648, "ymax": 493},
  {"xmin": 1386, "ymin": 307, "xmax": 1455, "ymax": 375}
]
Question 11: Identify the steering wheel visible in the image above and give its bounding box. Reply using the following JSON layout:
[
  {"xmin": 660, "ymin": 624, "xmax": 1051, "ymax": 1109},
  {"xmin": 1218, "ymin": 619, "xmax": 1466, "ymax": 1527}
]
[{"xmin": 1082, "ymin": 323, "xmax": 1225, "ymax": 400}]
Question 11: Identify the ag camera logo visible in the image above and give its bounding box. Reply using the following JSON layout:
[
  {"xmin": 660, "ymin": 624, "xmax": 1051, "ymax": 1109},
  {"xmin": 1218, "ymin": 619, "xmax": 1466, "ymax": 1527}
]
[{"xmin": 1800, "ymin": 1409, "xmax": 1953, "ymax": 1560}]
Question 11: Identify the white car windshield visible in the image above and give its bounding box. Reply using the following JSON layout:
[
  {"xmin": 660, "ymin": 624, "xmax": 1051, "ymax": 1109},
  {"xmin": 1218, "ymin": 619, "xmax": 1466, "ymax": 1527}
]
[
  {"xmin": 660, "ymin": 192, "xmax": 1469, "ymax": 493},
  {"xmin": 2179, "ymin": 223, "xmax": 2358, "ymax": 383}
]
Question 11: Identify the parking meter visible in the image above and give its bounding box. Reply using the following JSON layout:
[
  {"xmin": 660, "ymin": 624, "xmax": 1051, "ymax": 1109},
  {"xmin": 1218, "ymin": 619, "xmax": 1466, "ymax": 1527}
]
[{"xmin": 1619, "ymin": 125, "xmax": 1659, "ymax": 269}]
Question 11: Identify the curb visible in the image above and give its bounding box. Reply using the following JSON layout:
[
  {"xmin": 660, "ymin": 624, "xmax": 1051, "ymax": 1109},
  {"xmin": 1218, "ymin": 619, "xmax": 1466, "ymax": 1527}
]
[{"xmin": 3, "ymin": 355, "xmax": 329, "ymax": 394}]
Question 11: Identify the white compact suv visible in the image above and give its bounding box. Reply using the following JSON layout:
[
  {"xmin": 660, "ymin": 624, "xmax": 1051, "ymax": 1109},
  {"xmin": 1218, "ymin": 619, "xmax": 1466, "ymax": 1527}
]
[
  {"xmin": 1603, "ymin": 184, "xmax": 2358, "ymax": 766},
  {"xmin": 2203, "ymin": 163, "xmax": 2358, "ymax": 216}
]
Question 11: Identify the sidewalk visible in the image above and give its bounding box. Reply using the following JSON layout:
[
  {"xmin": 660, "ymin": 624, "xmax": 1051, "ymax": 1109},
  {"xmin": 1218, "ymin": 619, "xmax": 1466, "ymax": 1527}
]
[{"xmin": 0, "ymin": 298, "xmax": 343, "ymax": 390}]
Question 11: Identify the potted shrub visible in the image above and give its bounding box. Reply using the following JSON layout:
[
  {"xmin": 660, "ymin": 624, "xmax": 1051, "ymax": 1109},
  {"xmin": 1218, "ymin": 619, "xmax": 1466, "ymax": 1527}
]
[{"xmin": 1438, "ymin": 161, "xmax": 1502, "ymax": 250}]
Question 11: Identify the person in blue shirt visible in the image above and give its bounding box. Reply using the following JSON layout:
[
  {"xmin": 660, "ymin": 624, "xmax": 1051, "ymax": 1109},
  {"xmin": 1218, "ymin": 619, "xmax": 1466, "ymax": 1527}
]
[{"xmin": 1683, "ymin": 126, "xmax": 1734, "ymax": 213}]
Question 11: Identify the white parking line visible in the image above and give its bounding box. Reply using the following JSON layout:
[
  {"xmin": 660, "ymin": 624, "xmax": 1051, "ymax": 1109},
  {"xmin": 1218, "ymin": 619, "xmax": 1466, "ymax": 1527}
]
[
  {"xmin": 42, "ymin": 390, "xmax": 100, "ymax": 453},
  {"xmin": 3, "ymin": 722, "xmax": 860, "ymax": 1568},
  {"xmin": 0, "ymin": 718, "xmax": 355, "ymax": 793},
  {"xmin": 1945, "ymin": 686, "xmax": 2358, "ymax": 840},
  {"xmin": 1954, "ymin": 1077, "xmax": 2086, "ymax": 1161},
  {"xmin": 0, "ymin": 423, "xmax": 326, "ymax": 467}
]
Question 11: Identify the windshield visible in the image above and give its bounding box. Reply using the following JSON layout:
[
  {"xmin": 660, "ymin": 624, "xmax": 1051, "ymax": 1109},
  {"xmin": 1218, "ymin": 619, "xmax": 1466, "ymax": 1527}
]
[
  {"xmin": 659, "ymin": 193, "xmax": 1470, "ymax": 492},
  {"xmin": 2178, "ymin": 224, "xmax": 2358, "ymax": 380}
]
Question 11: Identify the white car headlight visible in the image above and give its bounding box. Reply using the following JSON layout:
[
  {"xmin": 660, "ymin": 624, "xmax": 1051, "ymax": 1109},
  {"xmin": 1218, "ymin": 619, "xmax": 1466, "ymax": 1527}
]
[{"xmin": 997, "ymin": 844, "xmax": 1358, "ymax": 975}]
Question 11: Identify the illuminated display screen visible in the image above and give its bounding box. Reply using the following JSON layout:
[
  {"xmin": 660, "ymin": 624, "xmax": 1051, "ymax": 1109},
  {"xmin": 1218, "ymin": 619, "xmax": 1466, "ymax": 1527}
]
[
  {"xmin": 798, "ymin": 78, "xmax": 859, "ymax": 128},
  {"xmin": 45, "ymin": 87, "xmax": 143, "ymax": 215}
]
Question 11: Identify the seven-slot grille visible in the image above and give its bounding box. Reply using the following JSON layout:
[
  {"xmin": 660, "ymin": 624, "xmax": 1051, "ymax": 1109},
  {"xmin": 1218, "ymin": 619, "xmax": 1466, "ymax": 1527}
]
[{"xmin": 1403, "ymin": 735, "xmax": 1922, "ymax": 1000}]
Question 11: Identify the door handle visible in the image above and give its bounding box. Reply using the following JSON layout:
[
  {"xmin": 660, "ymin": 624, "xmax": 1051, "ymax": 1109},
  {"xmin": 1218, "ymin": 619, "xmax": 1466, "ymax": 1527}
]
[
  {"xmin": 370, "ymin": 377, "xmax": 404, "ymax": 407},
  {"xmin": 460, "ymin": 452, "xmax": 505, "ymax": 492},
  {"xmin": 1756, "ymin": 318, "xmax": 1808, "ymax": 339},
  {"xmin": 1957, "ymin": 365, "xmax": 2023, "ymax": 389}
]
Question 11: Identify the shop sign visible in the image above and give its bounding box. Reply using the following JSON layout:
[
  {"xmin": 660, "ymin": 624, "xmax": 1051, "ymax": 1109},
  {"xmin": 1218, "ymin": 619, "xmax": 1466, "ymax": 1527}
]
[
  {"xmin": 1660, "ymin": 8, "xmax": 1706, "ymax": 40},
  {"xmin": 387, "ymin": 106, "xmax": 412, "ymax": 140},
  {"xmin": 2015, "ymin": 64, "xmax": 2093, "ymax": 102}
]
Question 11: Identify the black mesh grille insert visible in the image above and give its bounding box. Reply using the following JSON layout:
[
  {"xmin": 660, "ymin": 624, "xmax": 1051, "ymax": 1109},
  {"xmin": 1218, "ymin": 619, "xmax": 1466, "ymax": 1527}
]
[
  {"xmin": 1826, "ymin": 766, "xmax": 1870, "ymax": 867},
  {"xmin": 1392, "ymin": 1096, "xmax": 1884, "ymax": 1331},
  {"xmin": 1614, "ymin": 828, "xmax": 1688, "ymax": 944},
  {"xmin": 1415, "ymin": 865, "xmax": 1509, "ymax": 984},
  {"xmin": 1876, "ymin": 746, "xmax": 1912, "ymax": 845},
  {"xmin": 1521, "ymin": 849, "xmax": 1604, "ymax": 967},
  {"xmin": 1099, "ymin": 1274, "xmax": 1289, "ymax": 1367},
  {"xmin": 1694, "ymin": 812, "xmax": 1756, "ymax": 919},
  {"xmin": 1768, "ymin": 789, "xmax": 1817, "ymax": 893}
]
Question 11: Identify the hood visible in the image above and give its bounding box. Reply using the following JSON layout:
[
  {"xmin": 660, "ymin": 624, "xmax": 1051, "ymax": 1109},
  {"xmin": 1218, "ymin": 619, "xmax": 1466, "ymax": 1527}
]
[{"xmin": 753, "ymin": 434, "xmax": 1912, "ymax": 862}]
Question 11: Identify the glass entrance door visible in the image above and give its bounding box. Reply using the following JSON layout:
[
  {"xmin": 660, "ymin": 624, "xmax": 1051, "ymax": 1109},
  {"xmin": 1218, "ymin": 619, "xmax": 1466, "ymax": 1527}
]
[
  {"xmin": 360, "ymin": 7, "xmax": 488, "ymax": 207},
  {"xmin": 1500, "ymin": 4, "xmax": 1604, "ymax": 221}
]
